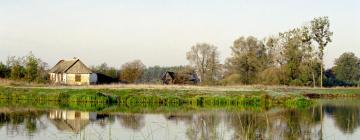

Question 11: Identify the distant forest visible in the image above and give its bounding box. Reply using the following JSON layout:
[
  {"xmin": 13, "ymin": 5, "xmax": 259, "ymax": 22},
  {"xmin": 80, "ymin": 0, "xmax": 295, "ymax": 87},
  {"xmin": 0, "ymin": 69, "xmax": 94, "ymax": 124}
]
[{"xmin": 0, "ymin": 16, "xmax": 359, "ymax": 87}]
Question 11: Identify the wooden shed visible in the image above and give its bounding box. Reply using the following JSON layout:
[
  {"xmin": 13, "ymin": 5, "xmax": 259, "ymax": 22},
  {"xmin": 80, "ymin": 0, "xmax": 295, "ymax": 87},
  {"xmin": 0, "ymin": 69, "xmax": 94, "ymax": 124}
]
[{"xmin": 161, "ymin": 71, "xmax": 199, "ymax": 85}]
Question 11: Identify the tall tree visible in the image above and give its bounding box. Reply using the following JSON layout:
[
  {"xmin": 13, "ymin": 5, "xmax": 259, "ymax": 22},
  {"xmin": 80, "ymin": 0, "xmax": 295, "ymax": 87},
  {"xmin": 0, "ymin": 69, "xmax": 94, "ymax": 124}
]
[
  {"xmin": 310, "ymin": 16, "xmax": 333, "ymax": 88},
  {"xmin": 186, "ymin": 43, "xmax": 221, "ymax": 84},
  {"xmin": 120, "ymin": 60, "xmax": 145, "ymax": 83}
]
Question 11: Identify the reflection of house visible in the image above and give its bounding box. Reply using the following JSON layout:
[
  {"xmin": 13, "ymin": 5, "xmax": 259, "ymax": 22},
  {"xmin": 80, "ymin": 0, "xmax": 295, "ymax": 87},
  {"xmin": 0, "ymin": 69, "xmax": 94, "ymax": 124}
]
[
  {"xmin": 48, "ymin": 110, "xmax": 97, "ymax": 133},
  {"xmin": 49, "ymin": 58, "xmax": 97, "ymax": 85}
]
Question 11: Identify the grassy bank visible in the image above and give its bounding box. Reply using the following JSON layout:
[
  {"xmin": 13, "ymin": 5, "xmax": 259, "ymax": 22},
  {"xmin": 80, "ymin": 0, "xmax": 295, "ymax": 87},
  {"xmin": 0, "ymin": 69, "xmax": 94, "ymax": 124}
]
[
  {"xmin": 0, "ymin": 86, "xmax": 313, "ymax": 111},
  {"xmin": 272, "ymin": 88, "xmax": 360, "ymax": 98}
]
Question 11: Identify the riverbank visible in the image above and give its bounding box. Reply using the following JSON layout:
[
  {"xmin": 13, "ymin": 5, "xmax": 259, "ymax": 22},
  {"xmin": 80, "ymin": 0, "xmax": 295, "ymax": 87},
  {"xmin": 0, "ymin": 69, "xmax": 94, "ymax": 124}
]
[
  {"xmin": 0, "ymin": 85, "xmax": 359, "ymax": 112},
  {"xmin": 0, "ymin": 86, "xmax": 316, "ymax": 111}
]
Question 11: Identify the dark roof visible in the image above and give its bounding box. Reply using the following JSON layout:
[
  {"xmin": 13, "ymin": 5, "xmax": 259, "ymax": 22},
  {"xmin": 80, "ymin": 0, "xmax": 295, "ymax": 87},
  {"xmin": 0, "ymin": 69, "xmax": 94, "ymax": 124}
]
[
  {"xmin": 49, "ymin": 58, "xmax": 92, "ymax": 74},
  {"xmin": 161, "ymin": 71, "xmax": 176, "ymax": 80}
]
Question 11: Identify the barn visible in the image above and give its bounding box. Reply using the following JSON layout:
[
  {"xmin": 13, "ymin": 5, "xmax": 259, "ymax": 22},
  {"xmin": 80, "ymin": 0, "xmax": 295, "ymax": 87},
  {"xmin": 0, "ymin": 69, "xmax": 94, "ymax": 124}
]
[{"xmin": 49, "ymin": 58, "xmax": 97, "ymax": 85}]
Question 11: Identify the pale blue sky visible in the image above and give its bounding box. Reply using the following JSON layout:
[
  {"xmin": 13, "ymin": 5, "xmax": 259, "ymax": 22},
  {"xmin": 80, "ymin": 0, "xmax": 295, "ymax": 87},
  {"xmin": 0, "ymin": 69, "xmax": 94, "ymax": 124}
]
[{"xmin": 0, "ymin": 0, "xmax": 359, "ymax": 68}]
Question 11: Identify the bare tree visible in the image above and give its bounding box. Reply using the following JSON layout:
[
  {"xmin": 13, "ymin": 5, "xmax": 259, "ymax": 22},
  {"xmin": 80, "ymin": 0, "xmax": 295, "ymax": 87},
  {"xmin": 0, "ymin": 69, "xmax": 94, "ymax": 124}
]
[
  {"xmin": 186, "ymin": 43, "xmax": 221, "ymax": 84},
  {"xmin": 120, "ymin": 60, "xmax": 145, "ymax": 83}
]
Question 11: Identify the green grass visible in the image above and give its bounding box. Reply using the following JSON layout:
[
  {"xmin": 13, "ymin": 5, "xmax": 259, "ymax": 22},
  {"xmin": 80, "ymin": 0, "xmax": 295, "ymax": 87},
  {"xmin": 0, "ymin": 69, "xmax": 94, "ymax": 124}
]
[{"xmin": 0, "ymin": 86, "xmax": 318, "ymax": 112}]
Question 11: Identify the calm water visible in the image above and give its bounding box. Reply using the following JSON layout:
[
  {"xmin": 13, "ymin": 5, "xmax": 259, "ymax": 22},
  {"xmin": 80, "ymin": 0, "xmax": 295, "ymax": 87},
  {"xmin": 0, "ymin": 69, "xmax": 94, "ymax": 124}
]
[{"xmin": 1, "ymin": 99, "xmax": 360, "ymax": 140}]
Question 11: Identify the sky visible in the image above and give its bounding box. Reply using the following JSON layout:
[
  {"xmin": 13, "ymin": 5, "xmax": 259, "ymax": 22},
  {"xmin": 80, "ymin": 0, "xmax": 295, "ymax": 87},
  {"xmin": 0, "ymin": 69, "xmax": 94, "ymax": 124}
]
[{"xmin": 0, "ymin": 0, "xmax": 359, "ymax": 68}]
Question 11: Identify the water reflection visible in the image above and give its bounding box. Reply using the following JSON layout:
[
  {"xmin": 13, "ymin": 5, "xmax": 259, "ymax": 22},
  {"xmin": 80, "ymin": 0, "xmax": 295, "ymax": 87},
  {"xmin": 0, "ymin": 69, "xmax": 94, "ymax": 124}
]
[
  {"xmin": 325, "ymin": 105, "xmax": 360, "ymax": 134},
  {"xmin": 48, "ymin": 110, "xmax": 94, "ymax": 133},
  {"xmin": 117, "ymin": 114, "xmax": 145, "ymax": 130},
  {"xmin": 0, "ymin": 99, "xmax": 359, "ymax": 140}
]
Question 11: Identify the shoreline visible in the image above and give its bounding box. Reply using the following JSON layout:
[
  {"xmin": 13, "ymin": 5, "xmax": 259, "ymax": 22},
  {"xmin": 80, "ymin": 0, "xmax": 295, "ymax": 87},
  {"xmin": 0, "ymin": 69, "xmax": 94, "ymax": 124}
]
[{"xmin": 0, "ymin": 86, "xmax": 314, "ymax": 111}]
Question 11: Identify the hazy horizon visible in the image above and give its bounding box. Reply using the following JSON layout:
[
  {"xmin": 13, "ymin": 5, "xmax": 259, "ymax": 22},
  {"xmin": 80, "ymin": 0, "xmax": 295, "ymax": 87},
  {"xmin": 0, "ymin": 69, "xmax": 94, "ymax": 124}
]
[{"xmin": 1, "ymin": 0, "xmax": 359, "ymax": 68}]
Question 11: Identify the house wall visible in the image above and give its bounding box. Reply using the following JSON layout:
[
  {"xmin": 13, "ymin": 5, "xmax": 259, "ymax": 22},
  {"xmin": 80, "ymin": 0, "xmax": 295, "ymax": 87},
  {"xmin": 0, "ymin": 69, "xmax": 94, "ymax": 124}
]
[
  {"xmin": 66, "ymin": 74, "xmax": 92, "ymax": 85},
  {"xmin": 50, "ymin": 73, "xmax": 98, "ymax": 85},
  {"xmin": 49, "ymin": 73, "xmax": 65, "ymax": 84}
]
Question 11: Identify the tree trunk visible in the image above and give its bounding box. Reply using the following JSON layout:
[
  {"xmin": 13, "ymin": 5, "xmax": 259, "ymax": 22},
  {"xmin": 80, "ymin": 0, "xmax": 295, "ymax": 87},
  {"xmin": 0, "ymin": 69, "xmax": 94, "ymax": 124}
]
[
  {"xmin": 320, "ymin": 60, "xmax": 323, "ymax": 88},
  {"xmin": 312, "ymin": 72, "xmax": 316, "ymax": 88}
]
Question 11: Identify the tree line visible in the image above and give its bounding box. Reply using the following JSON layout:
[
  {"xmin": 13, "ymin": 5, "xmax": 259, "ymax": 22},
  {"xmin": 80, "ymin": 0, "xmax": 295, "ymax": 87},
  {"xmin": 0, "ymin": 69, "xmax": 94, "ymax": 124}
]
[
  {"xmin": 0, "ymin": 52, "xmax": 48, "ymax": 83},
  {"xmin": 186, "ymin": 17, "xmax": 359, "ymax": 87},
  {"xmin": 0, "ymin": 16, "xmax": 359, "ymax": 87}
]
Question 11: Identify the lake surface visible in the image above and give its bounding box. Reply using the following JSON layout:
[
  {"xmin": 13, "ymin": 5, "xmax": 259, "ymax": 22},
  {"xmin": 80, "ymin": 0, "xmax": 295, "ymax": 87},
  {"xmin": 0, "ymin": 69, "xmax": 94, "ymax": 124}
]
[{"xmin": 1, "ymin": 99, "xmax": 360, "ymax": 140}]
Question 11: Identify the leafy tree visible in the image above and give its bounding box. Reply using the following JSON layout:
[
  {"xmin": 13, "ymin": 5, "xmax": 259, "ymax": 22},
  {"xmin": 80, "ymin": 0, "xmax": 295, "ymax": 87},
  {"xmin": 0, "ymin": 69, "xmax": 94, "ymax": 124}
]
[
  {"xmin": 24, "ymin": 53, "xmax": 39, "ymax": 82},
  {"xmin": 225, "ymin": 36, "xmax": 268, "ymax": 84},
  {"xmin": 310, "ymin": 16, "xmax": 333, "ymax": 88},
  {"xmin": 186, "ymin": 43, "xmax": 221, "ymax": 84},
  {"xmin": 0, "ymin": 62, "xmax": 10, "ymax": 78},
  {"xmin": 120, "ymin": 60, "xmax": 145, "ymax": 83},
  {"xmin": 91, "ymin": 63, "xmax": 119, "ymax": 78},
  {"xmin": 7, "ymin": 56, "xmax": 25, "ymax": 80},
  {"xmin": 257, "ymin": 67, "xmax": 284, "ymax": 85},
  {"xmin": 333, "ymin": 52, "xmax": 359, "ymax": 84},
  {"xmin": 277, "ymin": 26, "xmax": 317, "ymax": 86}
]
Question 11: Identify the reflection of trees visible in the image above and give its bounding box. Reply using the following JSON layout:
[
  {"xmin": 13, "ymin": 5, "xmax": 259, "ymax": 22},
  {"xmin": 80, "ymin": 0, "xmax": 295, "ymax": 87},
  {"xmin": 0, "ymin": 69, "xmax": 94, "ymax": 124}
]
[
  {"xmin": 117, "ymin": 114, "xmax": 145, "ymax": 130},
  {"xmin": 223, "ymin": 107, "xmax": 323, "ymax": 140},
  {"xmin": 325, "ymin": 105, "xmax": 360, "ymax": 134},
  {"xmin": 269, "ymin": 107, "xmax": 322, "ymax": 140},
  {"xmin": 186, "ymin": 113, "xmax": 221, "ymax": 140},
  {"xmin": 227, "ymin": 112, "xmax": 267, "ymax": 140},
  {"xmin": 0, "ymin": 111, "xmax": 45, "ymax": 136}
]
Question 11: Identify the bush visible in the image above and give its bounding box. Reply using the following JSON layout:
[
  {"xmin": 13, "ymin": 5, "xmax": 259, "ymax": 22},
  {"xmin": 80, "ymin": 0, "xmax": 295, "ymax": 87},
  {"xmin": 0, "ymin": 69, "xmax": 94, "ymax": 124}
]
[{"xmin": 289, "ymin": 79, "xmax": 304, "ymax": 86}]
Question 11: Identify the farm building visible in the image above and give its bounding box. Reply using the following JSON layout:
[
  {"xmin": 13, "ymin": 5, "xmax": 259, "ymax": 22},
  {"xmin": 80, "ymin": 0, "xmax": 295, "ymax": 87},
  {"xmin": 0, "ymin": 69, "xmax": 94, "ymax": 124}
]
[
  {"xmin": 49, "ymin": 58, "xmax": 97, "ymax": 85},
  {"xmin": 161, "ymin": 71, "xmax": 199, "ymax": 85}
]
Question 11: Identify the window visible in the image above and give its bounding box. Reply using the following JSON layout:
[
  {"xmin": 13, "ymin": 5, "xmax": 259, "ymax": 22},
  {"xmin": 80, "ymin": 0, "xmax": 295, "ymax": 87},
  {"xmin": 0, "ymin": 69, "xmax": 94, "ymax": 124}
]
[{"xmin": 75, "ymin": 74, "xmax": 81, "ymax": 82}]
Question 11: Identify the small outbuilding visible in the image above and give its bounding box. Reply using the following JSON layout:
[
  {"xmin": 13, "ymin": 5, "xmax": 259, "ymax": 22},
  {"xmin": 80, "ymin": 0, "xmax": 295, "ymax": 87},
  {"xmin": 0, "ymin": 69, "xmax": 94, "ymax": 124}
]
[
  {"xmin": 161, "ymin": 71, "xmax": 199, "ymax": 85},
  {"xmin": 49, "ymin": 58, "xmax": 97, "ymax": 85}
]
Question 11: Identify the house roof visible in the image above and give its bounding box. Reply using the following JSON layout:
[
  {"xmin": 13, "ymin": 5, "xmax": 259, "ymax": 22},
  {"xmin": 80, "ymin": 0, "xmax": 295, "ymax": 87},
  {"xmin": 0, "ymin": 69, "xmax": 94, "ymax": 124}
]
[{"xmin": 49, "ymin": 58, "xmax": 92, "ymax": 74}]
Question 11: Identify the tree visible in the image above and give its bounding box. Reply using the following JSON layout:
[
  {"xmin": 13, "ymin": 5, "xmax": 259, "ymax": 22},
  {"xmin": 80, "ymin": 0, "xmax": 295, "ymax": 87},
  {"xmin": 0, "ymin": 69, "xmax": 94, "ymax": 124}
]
[
  {"xmin": 36, "ymin": 59, "xmax": 49, "ymax": 83},
  {"xmin": 120, "ymin": 60, "xmax": 145, "ymax": 83},
  {"xmin": 225, "ymin": 36, "xmax": 268, "ymax": 84},
  {"xmin": 7, "ymin": 56, "xmax": 25, "ymax": 80},
  {"xmin": 24, "ymin": 53, "xmax": 39, "ymax": 82},
  {"xmin": 277, "ymin": 26, "xmax": 318, "ymax": 86},
  {"xmin": 0, "ymin": 62, "xmax": 10, "ymax": 78},
  {"xmin": 186, "ymin": 43, "xmax": 221, "ymax": 84},
  {"xmin": 333, "ymin": 52, "xmax": 359, "ymax": 85},
  {"xmin": 310, "ymin": 16, "xmax": 333, "ymax": 88},
  {"xmin": 91, "ymin": 63, "xmax": 119, "ymax": 78}
]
